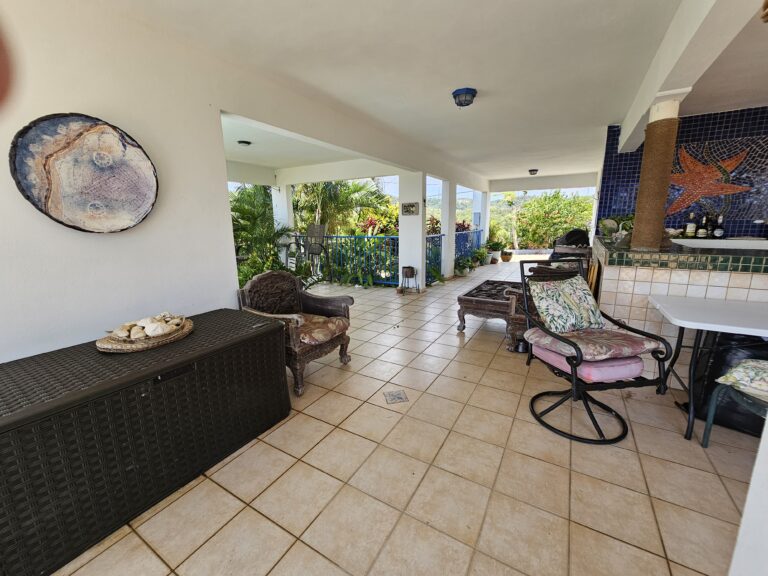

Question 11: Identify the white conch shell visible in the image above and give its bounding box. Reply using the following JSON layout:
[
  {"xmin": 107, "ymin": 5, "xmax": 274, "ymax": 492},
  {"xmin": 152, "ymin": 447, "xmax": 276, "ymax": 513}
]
[
  {"xmin": 136, "ymin": 317, "xmax": 156, "ymax": 328},
  {"xmin": 130, "ymin": 326, "xmax": 147, "ymax": 339},
  {"xmin": 112, "ymin": 328, "xmax": 130, "ymax": 339},
  {"xmin": 145, "ymin": 322, "xmax": 174, "ymax": 337}
]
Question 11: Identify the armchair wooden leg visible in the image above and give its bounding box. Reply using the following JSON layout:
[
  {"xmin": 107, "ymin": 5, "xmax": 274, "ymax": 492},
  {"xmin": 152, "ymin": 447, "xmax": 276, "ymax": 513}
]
[
  {"xmin": 290, "ymin": 364, "xmax": 305, "ymax": 397},
  {"xmin": 339, "ymin": 334, "xmax": 351, "ymax": 365}
]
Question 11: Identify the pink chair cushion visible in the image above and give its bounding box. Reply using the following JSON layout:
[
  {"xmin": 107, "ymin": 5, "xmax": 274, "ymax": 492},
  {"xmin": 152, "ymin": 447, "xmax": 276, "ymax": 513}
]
[
  {"xmin": 524, "ymin": 327, "xmax": 662, "ymax": 362},
  {"xmin": 298, "ymin": 313, "xmax": 349, "ymax": 345},
  {"xmin": 532, "ymin": 345, "xmax": 644, "ymax": 383}
]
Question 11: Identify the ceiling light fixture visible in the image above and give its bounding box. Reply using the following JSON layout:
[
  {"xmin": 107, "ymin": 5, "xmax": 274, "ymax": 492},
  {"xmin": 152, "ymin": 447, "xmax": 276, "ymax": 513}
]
[
  {"xmin": 237, "ymin": 140, "xmax": 252, "ymax": 147},
  {"xmin": 529, "ymin": 169, "xmax": 539, "ymax": 176},
  {"xmin": 452, "ymin": 87, "xmax": 477, "ymax": 108}
]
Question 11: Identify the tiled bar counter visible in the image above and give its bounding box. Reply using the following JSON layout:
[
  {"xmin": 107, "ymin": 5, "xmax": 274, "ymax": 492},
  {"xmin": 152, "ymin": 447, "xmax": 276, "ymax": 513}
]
[{"xmin": 594, "ymin": 237, "xmax": 768, "ymax": 382}]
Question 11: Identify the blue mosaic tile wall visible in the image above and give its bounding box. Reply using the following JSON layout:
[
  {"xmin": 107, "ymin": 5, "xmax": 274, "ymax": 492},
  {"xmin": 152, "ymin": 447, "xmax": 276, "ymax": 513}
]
[{"xmin": 597, "ymin": 106, "xmax": 768, "ymax": 238}]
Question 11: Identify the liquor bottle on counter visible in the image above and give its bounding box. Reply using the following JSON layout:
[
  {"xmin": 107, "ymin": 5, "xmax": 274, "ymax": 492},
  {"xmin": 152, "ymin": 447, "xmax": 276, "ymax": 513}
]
[
  {"xmin": 684, "ymin": 212, "xmax": 697, "ymax": 238},
  {"xmin": 713, "ymin": 214, "xmax": 726, "ymax": 238},
  {"xmin": 696, "ymin": 215, "xmax": 708, "ymax": 238}
]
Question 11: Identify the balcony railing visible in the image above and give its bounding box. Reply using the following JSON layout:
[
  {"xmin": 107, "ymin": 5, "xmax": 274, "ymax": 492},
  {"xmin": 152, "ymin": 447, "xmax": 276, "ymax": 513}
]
[
  {"xmin": 426, "ymin": 234, "xmax": 444, "ymax": 284},
  {"xmin": 455, "ymin": 229, "xmax": 483, "ymax": 259}
]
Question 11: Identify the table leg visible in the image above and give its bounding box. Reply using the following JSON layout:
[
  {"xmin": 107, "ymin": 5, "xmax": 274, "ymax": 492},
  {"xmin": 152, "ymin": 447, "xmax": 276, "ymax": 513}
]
[
  {"xmin": 665, "ymin": 326, "xmax": 685, "ymax": 384},
  {"xmin": 457, "ymin": 308, "xmax": 465, "ymax": 332},
  {"xmin": 683, "ymin": 329, "xmax": 703, "ymax": 440}
]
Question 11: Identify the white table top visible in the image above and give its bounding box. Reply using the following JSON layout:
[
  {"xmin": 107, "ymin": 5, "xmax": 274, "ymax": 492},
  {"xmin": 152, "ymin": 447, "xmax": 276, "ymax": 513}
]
[{"xmin": 648, "ymin": 295, "xmax": 768, "ymax": 337}]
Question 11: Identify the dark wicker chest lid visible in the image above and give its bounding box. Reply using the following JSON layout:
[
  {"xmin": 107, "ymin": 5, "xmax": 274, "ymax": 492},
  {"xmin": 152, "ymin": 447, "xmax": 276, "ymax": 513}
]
[{"xmin": 0, "ymin": 309, "xmax": 280, "ymax": 422}]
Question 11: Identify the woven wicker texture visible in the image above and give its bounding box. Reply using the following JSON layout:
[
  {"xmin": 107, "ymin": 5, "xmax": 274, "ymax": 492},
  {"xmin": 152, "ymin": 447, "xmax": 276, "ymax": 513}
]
[{"xmin": 0, "ymin": 309, "xmax": 290, "ymax": 576}]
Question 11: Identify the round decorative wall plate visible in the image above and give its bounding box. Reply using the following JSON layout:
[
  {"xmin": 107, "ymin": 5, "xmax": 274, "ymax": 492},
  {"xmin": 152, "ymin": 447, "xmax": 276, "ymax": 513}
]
[{"xmin": 9, "ymin": 113, "xmax": 157, "ymax": 233}]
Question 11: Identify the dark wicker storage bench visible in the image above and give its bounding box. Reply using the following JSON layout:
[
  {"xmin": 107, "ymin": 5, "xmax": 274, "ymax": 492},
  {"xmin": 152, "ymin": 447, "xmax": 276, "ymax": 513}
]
[{"xmin": 0, "ymin": 309, "xmax": 290, "ymax": 576}]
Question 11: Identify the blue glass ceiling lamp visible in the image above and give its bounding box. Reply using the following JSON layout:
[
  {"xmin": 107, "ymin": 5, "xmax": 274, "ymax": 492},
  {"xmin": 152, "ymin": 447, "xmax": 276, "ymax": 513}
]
[{"xmin": 452, "ymin": 87, "xmax": 477, "ymax": 108}]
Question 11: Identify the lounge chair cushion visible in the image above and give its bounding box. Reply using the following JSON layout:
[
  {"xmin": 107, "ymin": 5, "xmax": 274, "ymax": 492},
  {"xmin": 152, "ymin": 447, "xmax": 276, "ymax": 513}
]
[
  {"xmin": 717, "ymin": 359, "xmax": 768, "ymax": 402},
  {"xmin": 532, "ymin": 345, "xmax": 644, "ymax": 383},
  {"xmin": 298, "ymin": 313, "xmax": 350, "ymax": 345},
  {"xmin": 525, "ymin": 327, "xmax": 662, "ymax": 362},
  {"xmin": 528, "ymin": 275, "xmax": 604, "ymax": 333}
]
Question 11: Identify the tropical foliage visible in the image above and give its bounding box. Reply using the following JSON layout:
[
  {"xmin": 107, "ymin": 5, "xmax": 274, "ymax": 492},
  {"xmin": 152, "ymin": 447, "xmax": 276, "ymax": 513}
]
[{"xmin": 292, "ymin": 179, "xmax": 390, "ymax": 234}]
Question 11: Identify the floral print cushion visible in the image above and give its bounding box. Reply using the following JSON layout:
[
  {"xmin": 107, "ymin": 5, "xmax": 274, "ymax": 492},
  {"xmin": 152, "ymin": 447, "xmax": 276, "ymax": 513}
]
[
  {"xmin": 717, "ymin": 359, "xmax": 768, "ymax": 401},
  {"xmin": 298, "ymin": 313, "xmax": 349, "ymax": 345},
  {"xmin": 528, "ymin": 275, "xmax": 604, "ymax": 333},
  {"xmin": 524, "ymin": 327, "xmax": 662, "ymax": 362}
]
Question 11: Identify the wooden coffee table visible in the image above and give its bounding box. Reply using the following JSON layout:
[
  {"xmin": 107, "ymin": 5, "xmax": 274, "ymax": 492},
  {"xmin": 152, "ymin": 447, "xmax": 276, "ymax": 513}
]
[{"xmin": 457, "ymin": 280, "xmax": 528, "ymax": 352}]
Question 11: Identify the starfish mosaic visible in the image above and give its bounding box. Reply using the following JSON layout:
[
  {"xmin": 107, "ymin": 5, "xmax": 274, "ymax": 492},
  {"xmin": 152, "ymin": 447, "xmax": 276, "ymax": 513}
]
[{"xmin": 665, "ymin": 146, "xmax": 751, "ymax": 215}]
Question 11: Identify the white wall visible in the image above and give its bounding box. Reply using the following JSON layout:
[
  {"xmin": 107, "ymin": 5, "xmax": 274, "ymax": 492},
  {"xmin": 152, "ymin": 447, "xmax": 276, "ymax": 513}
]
[
  {"xmin": 489, "ymin": 171, "xmax": 599, "ymax": 192},
  {"xmin": 226, "ymin": 161, "xmax": 276, "ymax": 186}
]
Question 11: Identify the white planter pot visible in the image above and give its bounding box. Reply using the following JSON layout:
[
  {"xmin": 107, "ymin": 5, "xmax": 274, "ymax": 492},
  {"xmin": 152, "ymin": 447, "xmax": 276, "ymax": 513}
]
[
  {"xmin": 490, "ymin": 250, "xmax": 501, "ymax": 262},
  {"xmin": 484, "ymin": 253, "xmax": 493, "ymax": 265}
]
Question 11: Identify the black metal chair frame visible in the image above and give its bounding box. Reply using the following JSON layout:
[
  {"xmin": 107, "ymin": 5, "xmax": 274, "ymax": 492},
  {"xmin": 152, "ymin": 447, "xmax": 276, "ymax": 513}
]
[
  {"xmin": 519, "ymin": 259, "xmax": 673, "ymax": 444},
  {"xmin": 702, "ymin": 383, "xmax": 768, "ymax": 448}
]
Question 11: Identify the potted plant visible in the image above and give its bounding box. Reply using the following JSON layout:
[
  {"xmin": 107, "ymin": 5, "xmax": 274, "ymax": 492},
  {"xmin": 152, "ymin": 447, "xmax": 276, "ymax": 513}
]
[
  {"xmin": 454, "ymin": 256, "xmax": 472, "ymax": 276},
  {"xmin": 501, "ymin": 247, "xmax": 513, "ymax": 262},
  {"xmin": 472, "ymin": 248, "xmax": 487, "ymax": 267},
  {"xmin": 486, "ymin": 240, "xmax": 505, "ymax": 263}
]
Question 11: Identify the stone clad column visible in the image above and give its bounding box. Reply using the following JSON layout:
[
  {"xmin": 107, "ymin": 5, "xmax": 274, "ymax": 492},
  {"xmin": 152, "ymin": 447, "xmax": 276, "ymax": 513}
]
[
  {"xmin": 441, "ymin": 180, "xmax": 457, "ymax": 278},
  {"xmin": 631, "ymin": 90, "xmax": 689, "ymax": 251}
]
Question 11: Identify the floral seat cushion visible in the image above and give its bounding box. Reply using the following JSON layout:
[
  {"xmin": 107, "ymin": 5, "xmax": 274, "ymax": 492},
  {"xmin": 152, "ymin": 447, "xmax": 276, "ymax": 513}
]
[
  {"xmin": 298, "ymin": 313, "xmax": 349, "ymax": 345},
  {"xmin": 524, "ymin": 327, "xmax": 662, "ymax": 362},
  {"xmin": 717, "ymin": 359, "xmax": 768, "ymax": 402},
  {"xmin": 528, "ymin": 275, "xmax": 604, "ymax": 333}
]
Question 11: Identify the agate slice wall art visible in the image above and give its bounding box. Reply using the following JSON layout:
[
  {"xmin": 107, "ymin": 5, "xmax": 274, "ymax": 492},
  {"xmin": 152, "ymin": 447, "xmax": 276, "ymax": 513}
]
[{"xmin": 9, "ymin": 113, "xmax": 158, "ymax": 233}]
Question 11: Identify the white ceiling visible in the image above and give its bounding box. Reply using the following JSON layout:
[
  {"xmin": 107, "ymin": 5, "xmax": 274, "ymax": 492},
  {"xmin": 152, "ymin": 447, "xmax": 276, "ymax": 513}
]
[
  {"xmin": 134, "ymin": 0, "xmax": 686, "ymax": 179},
  {"xmin": 221, "ymin": 114, "xmax": 357, "ymax": 168},
  {"xmin": 682, "ymin": 14, "xmax": 768, "ymax": 117}
]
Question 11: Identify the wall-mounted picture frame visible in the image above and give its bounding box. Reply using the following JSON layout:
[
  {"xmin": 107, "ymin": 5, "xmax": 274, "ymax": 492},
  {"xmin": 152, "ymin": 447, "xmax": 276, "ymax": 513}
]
[{"xmin": 401, "ymin": 202, "xmax": 419, "ymax": 216}]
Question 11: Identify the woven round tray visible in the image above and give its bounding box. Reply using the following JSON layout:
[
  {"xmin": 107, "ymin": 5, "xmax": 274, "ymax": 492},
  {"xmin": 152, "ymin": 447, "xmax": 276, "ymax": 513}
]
[{"xmin": 96, "ymin": 319, "xmax": 194, "ymax": 353}]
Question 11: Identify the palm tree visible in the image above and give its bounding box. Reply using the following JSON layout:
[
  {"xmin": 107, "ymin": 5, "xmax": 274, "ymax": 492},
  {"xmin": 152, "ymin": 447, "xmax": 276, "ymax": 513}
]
[
  {"xmin": 292, "ymin": 180, "xmax": 388, "ymax": 233},
  {"xmin": 230, "ymin": 184, "xmax": 291, "ymax": 259}
]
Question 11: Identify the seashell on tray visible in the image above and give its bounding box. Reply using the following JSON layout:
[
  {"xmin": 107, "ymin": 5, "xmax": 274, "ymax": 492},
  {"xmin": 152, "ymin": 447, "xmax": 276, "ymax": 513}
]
[{"xmin": 109, "ymin": 313, "xmax": 185, "ymax": 341}]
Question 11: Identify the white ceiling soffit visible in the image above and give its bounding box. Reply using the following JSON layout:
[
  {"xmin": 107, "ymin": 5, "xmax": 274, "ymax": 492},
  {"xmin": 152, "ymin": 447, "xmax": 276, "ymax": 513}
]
[
  {"xmin": 489, "ymin": 172, "xmax": 599, "ymax": 193},
  {"xmin": 221, "ymin": 113, "xmax": 359, "ymax": 169},
  {"xmin": 681, "ymin": 15, "xmax": 768, "ymax": 117},
  {"xmin": 128, "ymin": 0, "xmax": 681, "ymax": 181}
]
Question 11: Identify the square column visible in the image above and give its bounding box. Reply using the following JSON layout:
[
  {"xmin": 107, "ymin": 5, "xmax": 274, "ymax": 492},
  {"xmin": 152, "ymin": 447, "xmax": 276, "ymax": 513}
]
[
  {"xmin": 441, "ymin": 180, "xmax": 457, "ymax": 278},
  {"xmin": 480, "ymin": 190, "xmax": 491, "ymax": 242},
  {"xmin": 272, "ymin": 180, "xmax": 295, "ymax": 229},
  {"xmin": 398, "ymin": 170, "xmax": 426, "ymax": 291}
]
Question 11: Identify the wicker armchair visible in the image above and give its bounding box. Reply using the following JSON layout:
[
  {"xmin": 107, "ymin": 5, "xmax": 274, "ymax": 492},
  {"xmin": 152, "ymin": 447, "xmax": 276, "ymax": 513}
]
[{"xmin": 238, "ymin": 270, "xmax": 353, "ymax": 396}]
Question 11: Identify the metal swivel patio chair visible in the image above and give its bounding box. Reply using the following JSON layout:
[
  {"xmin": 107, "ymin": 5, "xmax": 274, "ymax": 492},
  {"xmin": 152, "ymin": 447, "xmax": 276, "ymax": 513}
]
[{"xmin": 519, "ymin": 260, "xmax": 672, "ymax": 444}]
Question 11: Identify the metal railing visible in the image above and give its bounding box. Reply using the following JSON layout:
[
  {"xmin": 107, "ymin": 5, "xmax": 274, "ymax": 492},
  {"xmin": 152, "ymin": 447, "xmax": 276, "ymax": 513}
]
[
  {"xmin": 426, "ymin": 234, "xmax": 444, "ymax": 284},
  {"xmin": 455, "ymin": 229, "xmax": 483, "ymax": 259}
]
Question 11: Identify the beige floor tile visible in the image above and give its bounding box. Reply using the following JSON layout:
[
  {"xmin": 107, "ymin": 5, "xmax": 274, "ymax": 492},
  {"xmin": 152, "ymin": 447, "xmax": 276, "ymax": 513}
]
[
  {"xmin": 348, "ymin": 328, "xmax": 380, "ymax": 341},
  {"xmin": 72, "ymin": 533, "xmax": 168, "ymax": 576},
  {"xmin": 326, "ymin": 354, "xmax": 373, "ymax": 373},
  {"xmin": 390, "ymin": 366, "xmax": 438, "ymax": 391},
  {"xmin": 302, "ymin": 428, "xmax": 377, "ymax": 481},
  {"xmin": 368, "ymin": 332, "xmax": 405, "ymax": 347},
  {"xmin": 131, "ymin": 477, "xmax": 205, "ymax": 528},
  {"xmin": 641, "ymin": 454, "xmax": 740, "ymax": 523},
  {"xmin": 408, "ymin": 353, "xmax": 451, "ymax": 373},
  {"xmin": 570, "ymin": 523, "xmax": 669, "ymax": 576},
  {"xmin": 477, "ymin": 491, "xmax": 568, "ymax": 576},
  {"xmin": 704, "ymin": 442, "xmax": 756, "ymax": 483},
  {"xmin": 625, "ymin": 398, "xmax": 687, "ymax": 434},
  {"xmin": 468, "ymin": 385, "xmax": 520, "ymax": 417},
  {"xmin": 257, "ymin": 413, "xmax": 297, "ymax": 442},
  {"xmin": 382, "ymin": 416, "xmax": 449, "ymax": 462},
  {"xmin": 384, "ymin": 325, "xmax": 418, "ymax": 338},
  {"xmin": 211, "ymin": 442, "xmax": 295, "ymax": 502},
  {"xmin": 633, "ymin": 422, "xmax": 714, "ymax": 472},
  {"xmin": 367, "ymin": 382, "xmax": 422, "ymax": 413},
  {"xmin": 464, "ymin": 337, "xmax": 501, "ymax": 353},
  {"xmin": 369, "ymin": 515, "xmax": 473, "ymax": 576},
  {"xmin": 507, "ymin": 419, "xmax": 570, "ymax": 468},
  {"xmin": 423, "ymin": 342, "xmax": 460, "ymax": 359},
  {"xmin": 453, "ymin": 405, "xmax": 513, "ymax": 447},
  {"xmin": 434, "ymin": 432, "xmax": 503, "ymax": 487},
  {"xmin": 495, "ymin": 451, "xmax": 569, "ymax": 518},
  {"xmin": 137, "ymin": 480, "xmax": 244, "ymax": 568},
  {"xmin": 395, "ymin": 337, "xmax": 432, "ymax": 353},
  {"xmin": 302, "ymin": 486, "xmax": 399, "ymax": 576},
  {"xmin": 571, "ymin": 442, "xmax": 647, "ymax": 493},
  {"xmin": 427, "ymin": 374, "xmax": 478, "ymax": 402},
  {"xmin": 654, "ymin": 499, "xmax": 738, "ymax": 576},
  {"xmin": 571, "ymin": 472, "xmax": 663, "ymax": 555},
  {"xmin": 358, "ymin": 358, "xmax": 403, "ymax": 381},
  {"xmin": 263, "ymin": 413, "xmax": 334, "ymax": 458},
  {"xmin": 377, "ymin": 347, "xmax": 420, "ymax": 365},
  {"xmin": 479, "ymin": 368, "xmax": 526, "ymax": 394},
  {"xmin": 305, "ymin": 365, "xmax": 354, "ymax": 389},
  {"xmin": 721, "ymin": 477, "xmax": 748, "ymax": 513},
  {"xmin": 469, "ymin": 553, "xmax": 526, "ymax": 575},
  {"xmin": 488, "ymin": 354, "xmax": 530, "ymax": 376},
  {"xmin": 410, "ymin": 328, "xmax": 444, "ymax": 342},
  {"xmin": 288, "ymin": 384, "xmax": 328, "ymax": 411},
  {"xmin": 517, "ymin": 394, "xmax": 572, "ymax": 430},
  {"xmin": 455, "ymin": 348, "xmax": 495, "ymax": 367},
  {"xmin": 253, "ymin": 461, "xmax": 341, "ymax": 536},
  {"xmin": 270, "ymin": 541, "xmax": 347, "ymax": 576},
  {"xmin": 407, "ymin": 467, "xmax": 490, "ymax": 546},
  {"xmin": 442, "ymin": 360, "xmax": 485, "ymax": 383},
  {"xmin": 406, "ymin": 393, "xmax": 464, "ymax": 428},
  {"xmin": 669, "ymin": 563, "xmax": 705, "ymax": 576},
  {"xmin": 571, "ymin": 408, "xmax": 636, "ymax": 450},
  {"xmin": 400, "ymin": 317, "xmax": 429, "ymax": 329},
  {"xmin": 521, "ymin": 375, "xmax": 569, "ymax": 397},
  {"xmin": 54, "ymin": 526, "xmax": 133, "ymax": 576},
  {"xmin": 176, "ymin": 508, "xmax": 293, "ymax": 576},
  {"xmin": 339, "ymin": 402, "xmax": 402, "ymax": 442},
  {"xmin": 349, "ymin": 445, "xmax": 428, "ymax": 509},
  {"xmin": 354, "ymin": 341, "xmax": 393, "ymax": 359},
  {"xmin": 693, "ymin": 421, "xmax": 760, "ymax": 452},
  {"xmin": 303, "ymin": 391, "xmax": 363, "ymax": 425},
  {"xmin": 332, "ymin": 373, "xmax": 385, "ymax": 400}
]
